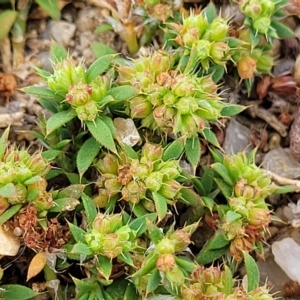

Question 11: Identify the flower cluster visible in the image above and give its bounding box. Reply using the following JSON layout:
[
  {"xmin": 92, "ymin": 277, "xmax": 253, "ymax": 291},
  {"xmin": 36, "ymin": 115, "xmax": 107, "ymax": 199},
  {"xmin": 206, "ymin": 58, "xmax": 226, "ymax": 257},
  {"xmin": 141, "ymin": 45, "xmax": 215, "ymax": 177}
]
[
  {"xmin": 46, "ymin": 58, "xmax": 112, "ymax": 121},
  {"xmin": 211, "ymin": 150, "xmax": 276, "ymax": 261},
  {"xmin": 119, "ymin": 51, "xmax": 225, "ymax": 137},
  {"xmin": 85, "ymin": 213, "xmax": 137, "ymax": 258},
  {"xmin": 0, "ymin": 146, "xmax": 52, "ymax": 213},
  {"xmin": 94, "ymin": 142, "xmax": 182, "ymax": 215}
]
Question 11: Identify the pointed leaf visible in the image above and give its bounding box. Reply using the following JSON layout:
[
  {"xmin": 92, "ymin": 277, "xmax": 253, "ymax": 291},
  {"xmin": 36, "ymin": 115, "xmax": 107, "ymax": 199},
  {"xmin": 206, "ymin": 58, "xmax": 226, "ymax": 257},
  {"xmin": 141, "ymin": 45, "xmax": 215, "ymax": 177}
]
[
  {"xmin": 91, "ymin": 42, "xmax": 117, "ymax": 57},
  {"xmin": 129, "ymin": 213, "xmax": 157, "ymax": 237},
  {"xmin": 97, "ymin": 255, "xmax": 113, "ymax": 280},
  {"xmin": 50, "ymin": 42, "xmax": 68, "ymax": 63},
  {"xmin": 81, "ymin": 193, "xmax": 97, "ymax": 225},
  {"xmin": 0, "ymin": 285, "xmax": 38, "ymax": 300},
  {"xmin": 21, "ymin": 86, "xmax": 61, "ymax": 99},
  {"xmin": 225, "ymin": 210, "xmax": 242, "ymax": 223},
  {"xmin": 207, "ymin": 233, "xmax": 230, "ymax": 250},
  {"xmin": 203, "ymin": 2, "xmax": 217, "ymax": 23},
  {"xmin": 46, "ymin": 109, "xmax": 77, "ymax": 135},
  {"xmin": 50, "ymin": 197, "xmax": 80, "ymax": 212},
  {"xmin": 202, "ymin": 128, "xmax": 220, "ymax": 147},
  {"xmin": 180, "ymin": 188, "xmax": 201, "ymax": 206},
  {"xmin": 196, "ymin": 245, "xmax": 229, "ymax": 265},
  {"xmin": 146, "ymin": 269, "xmax": 161, "ymax": 294},
  {"xmin": 86, "ymin": 117, "xmax": 116, "ymax": 152},
  {"xmin": 0, "ymin": 183, "xmax": 17, "ymax": 198},
  {"xmin": 0, "ymin": 204, "xmax": 22, "ymax": 226},
  {"xmin": 271, "ymin": 20, "xmax": 295, "ymax": 39},
  {"xmin": 107, "ymin": 86, "xmax": 137, "ymax": 102},
  {"xmin": 221, "ymin": 104, "xmax": 245, "ymax": 117},
  {"xmin": 0, "ymin": 10, "xmax": 18, "ymax": 42},
  {"xmin": 223, "ymin": 265, "xmax": 234, "ymax": 295},
  {"xmin": 35, "ymin": 0, "xmax": 61, "ymax": 20},
  {"xmin": 77, "ymin": 137, "xmax": 101, "ymax": 179},
  {"xmin": 27, "ymin": 252, "xmax": 47, "ymax": 281},
  {"xmin": 185, "ymin": 136, "xmax": 201, "ymax": 172},
  {"xmin": 162, "ymin": 138, "xmax": 185, "ymax": 161},
  {"xmin": 243, "ymin": 251, "xmax": 259, "ymax": 292},
  {"xmin": 71, "ymin": 243, "xmax": 93, "ymax": 256},
  {"xmin": 211, "ymin": 162, "xmax": 234, "ymax": 186},
  {"xmin": 86, "ymin": 55, "xmax": 113, "ymax": 83},
  {"xmin": 41, "ymin": 149, "xmax": 61, "ymax": 161},
  {"xmin": 214, "ymin": 178, "xmax": 232, "ymax": 197},
  {"xmin": 152, "ymin": 192, "xmax": 168, "ymax": 221},
  {"xmin": 68, "ymin": 222, "xmax": 86, "ymax": 243},
  {"xmin": 118, "ymin": 252, "xmax": 134, "ymax": 267}
]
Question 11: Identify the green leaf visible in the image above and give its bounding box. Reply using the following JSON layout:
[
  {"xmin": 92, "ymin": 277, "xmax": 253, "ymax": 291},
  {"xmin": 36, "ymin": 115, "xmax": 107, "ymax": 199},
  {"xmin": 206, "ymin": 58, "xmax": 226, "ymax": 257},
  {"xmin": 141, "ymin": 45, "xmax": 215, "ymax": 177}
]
[
  {"xmin": 77, "ymin": 137, "xmax": 101, "ymax": 179},
  {"xmin": 21, "ymin": 86, "xmax": 61, "ymax": 100},
  {"xmin": 273, "ymin": 185, "xmax": 295, "ymax": 194},
  {"xmin": 86, "ymin": 117, "xmax": 116, "ymax": 153},
  {"xmin": 124, "ymin": 282, "xmax": 139, "ymax": 300},
  {"xmin": 203, "ymin": 2, "xmax": 217, "ymax": 23},
  {"xmin": 175, "ymin": 257, "xmax": 196, "ymax": 273},
  {"xmin": 46, "ymin": 109, "xmax": 77, "ymax": 135},
  {"xmin": 209, "ymin": 65, "xmax": 225, "ymax": 83},
  {"xmin": 196, "ymin": 245, "xmax": 229, "ymax": 265},
  {"xmin": 118, "ymin": 252, "xmax": 134, "ymax": 267},
  {"xmin": 50, "ymin": 42, "xmax": 68, "ymax": 63},
  {"xmin": 68, "ymin": 222, "xmax": 86, "ymax": 243},
  {"xmin": 101, "ymin": 115, "xmax": 117, "ymax": 137},
  {"xmin": 86, "ymin": 55, "xmax": 113, "ymax": 83},
  {"xmin": 0, "ymin": 284, "xmax": 38, "ymax": 300},
  {"xmin": 146, "ymin": 269, "xmax": 161, "ymax": 294},
  {"xmin": 271, "ymin": 20, "xmax": 295, "ymax": 39},
  {"xmin": 152, "ymin": 192, "xmax": 168, "ymax": 221},
  {"xmin": 71, "ymin": 243, "xmax": 93, "ymax": 256},
  {"xmin": 34, "ymin": 0, "xmax": 61, "ymax": 20},
  {"xmin": 221, "ymin": 104, "xmax": 245, "ymax": 117},
  {"xmin": 162, "ymin": 138, "xmax": 184, "ymax": 161},
  {"xmin": 81, "ymin": 193, "xmax": 97, "ymax": 226},
  {"xmin": 97, "ymin": 255, "xmax": 113, "ymax": 281},
  {"xmin": 38, "ymin": 98, "xmax": 58, "ymax": 113},
  {"xmin": 223, "ymin": 265, "xmax": 234, "ymax": 295},
  {"xmin": 0, "ymin": 127, "xmax": 9, "ymax": 161},
  {"xmin": 200, "ymin": 166, "xmax": 214, "ymax": 195},
  {"xmin": 202, "ymin": 128, "xmax": 220, "ymax": 147},
  {"xmin": 122, "ymin": 144, "xmax": 138, "ymax": 159},
  {"xmin": 91, "ymin": 42, "xmax": 117, "ymax": 57},
  {"xmin": 180, "ymin": 188, "xmax": 201, "ymax": 206},
  {"xmin": 0, "ymin": 10, "xmax": 18, "ymax": 42},
  {"xmin": 147, "ymin": 222, "xmax": 163, "ymax": 245},
  {"xmin": 243, "ymin": 251, "xmax": 259, "ymax": 292},
  {"xmin": 207, "ymin": 233, "xmax": 230, "ymax": 250},
  {"xmin": 214, "ymin": 178, "xmax": 232, "ymax": 197},
  {"xmin": 107, "ymin": 86, "xmax": 137, "ymax": 102},
  {"xmin": 41, "ymin": 149, "xmax": 61, "ymax": 161},
  {"xmin": 50, "ymin": 198, "xmax": 80, "ymax": 212},
  {"xmin": 249, "ymin": 26, "xmax": 260, "ymax": 48},
  {"xmin": 95, "ymin": 24, "xmax": 113, "ymax": 34},
  {"xmin": 211, "ymin": 162, "xmax": 234, "ymax": 186},
  {"xmin": 132, "ymin": 254, "xmax": 158, "ymax": 278},
  {"xmin": 0, "ymin": 204, "xmax": 22, "ymax": 226},
  {"xmin": 129, "ymin": 213, "xmax": 157, "ymax": 237},
  {"xmin": 185, "ymin": 136, "xmax": 201, "ymax": 173}
]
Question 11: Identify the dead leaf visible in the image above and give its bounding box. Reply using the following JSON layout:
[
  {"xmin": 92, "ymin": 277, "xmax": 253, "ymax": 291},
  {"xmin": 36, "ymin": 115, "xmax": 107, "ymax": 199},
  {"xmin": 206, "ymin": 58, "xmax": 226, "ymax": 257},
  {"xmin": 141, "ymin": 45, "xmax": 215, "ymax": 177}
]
[{"xmin": 27, "ymin": 251, "xmax": 47, "ymax": 281}]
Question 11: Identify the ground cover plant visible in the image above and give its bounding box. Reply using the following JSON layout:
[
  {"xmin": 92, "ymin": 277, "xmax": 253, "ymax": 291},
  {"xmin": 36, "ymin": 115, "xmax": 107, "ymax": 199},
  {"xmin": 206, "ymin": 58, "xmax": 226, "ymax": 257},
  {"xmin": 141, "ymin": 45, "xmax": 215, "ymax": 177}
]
[{"xmin": 0, "ymin": 0, "xmax": 299, "ymax": 299}]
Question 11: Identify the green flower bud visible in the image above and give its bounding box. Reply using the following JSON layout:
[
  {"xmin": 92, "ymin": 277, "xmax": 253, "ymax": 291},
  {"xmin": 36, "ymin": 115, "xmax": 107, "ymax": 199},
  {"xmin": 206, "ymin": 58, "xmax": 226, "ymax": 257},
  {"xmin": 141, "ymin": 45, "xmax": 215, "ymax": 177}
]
[
  {"xmin": 156, "ymin": 254, "xmax": 176, "ymax": 273},
  {"xmin": 195, "ymin": 40, "xmax": 211, "ymax": 60},
  {"xmin": 237, "ymin": 56, "xmax": 257, "ymax": 80},
  {"xmin": 76, "ymin": 101, "xmax": 98, "ymax": 121},
  {"xmin": 163, "ymin": 91, "xmax": 178, "ymax": 105},
  {"xmin": 85, "ymin": 229, "xmax": 102, "ymax": 253},
  {"xmin": 261, "ymin": 0, "xmax": 275, "ymax": 15},
  {"xmin": 176, "ymin": 97, "xmax": 198, "ymax": 115},
  {"xmin": 122, "ymin": 180, "xmax": 146, "ymax": 204},
  {"xmin": 157, "ymin": 161, "xmax": 181, "ymax": 180},
  {"xmin": 141, "ymin": 143, "xmax": 163, "ymax": 162},
  {"xmin": 141, "ymin": 199, "xmax": 156, "ymax": 212},
  {"xmin": 130, "ymin": 97, "xmax": 152, "ymax": 119},
  {"xmin": 156, "ymin": 238, "xmax": 175, "ymax": 254},
  {"xmin": 158, "ymin": 180, "xmax": 181, "ymax": 199},
  {"xmin": 101, "ymin": 233, "xmax": 123, "ymax": 258},
  {"xmin": 182, "ymin": 28, "xmax": 200, "ymax": 47},
  {"xmin": 66, "ymin": 83, "xmax": 92, "ymax": 107},
  {"xmin": 247, "ymin": 207, "xmax": 271, "ymax": 228},
  {"xmin": 145, "ymin": 172, "xmax": 164, "ymax": 192},
  {"xmin": 169, "ymin": 229, "xmax": 191, "ymax": 252},
  {"xmin": 33, "ymin": 190, "xmax": 54, "ymax": 211},
  {"xmin": 95, "ymin": 153, "xmax": 119, "ymax": 175},
  {"xmin": 28, "ymin": 153, "xmax": 50, "ymax": 176},
  {"xmin": 93, "ymin": 189, "xmax": 109, "ymax": 208},
  {"xmin": 248, "ymin": 286, "xmax": 273, "ymax": 299},
  {"xmin": 243, "ymin": 1, "xmax": 262, "ymax": 20},
  {"xmin": 93, "ymin": 213, "xmax": 123, "ymax": 234},
  {"xmin": 90, "ymin": 75, "xmax": 110, "ymax": 101},
  {"xmin": 104, "ymin": 178, "xmax": 122, "ymax": 197},
  {"xmin": 151, "ymin": 51, "xmax": 173, "ymax": 75},
  {"xmin": 253, "ymin": 17, "xmax": 271, "ymax": 35},
  {"xmin": 7, "ymin": 183, "xmax": 27, "ymax": 204},
  {"xmin": 206, "ymin": 18, "xmax": 229, "ymax": 41},
  {"xmin": 183, "ymin": 14, "xmax": 208, "ymax": 38},
  {"xmin": 15, "ymin": 164, "xmax": 32, "ymax": 183},
  {"xmin": 210, "ymin": 42, "xmax": 230, "ymax": 63}
]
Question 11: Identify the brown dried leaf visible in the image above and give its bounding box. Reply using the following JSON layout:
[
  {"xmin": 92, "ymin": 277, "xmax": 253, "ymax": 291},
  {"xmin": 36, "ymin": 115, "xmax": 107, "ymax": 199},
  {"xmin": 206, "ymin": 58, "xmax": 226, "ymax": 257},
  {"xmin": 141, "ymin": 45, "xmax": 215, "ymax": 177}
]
[{"xmin": 27, "ymin": 252, "xmax": 47, "ymax": 281}]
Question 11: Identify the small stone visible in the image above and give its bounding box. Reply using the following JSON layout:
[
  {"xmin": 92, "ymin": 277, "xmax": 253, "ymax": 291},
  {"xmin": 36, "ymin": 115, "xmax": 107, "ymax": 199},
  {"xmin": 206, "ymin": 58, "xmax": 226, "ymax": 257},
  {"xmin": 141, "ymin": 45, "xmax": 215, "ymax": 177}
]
[
  {"xmin": 0, "ymin": 226, "xmax": 20, "ymax": 256},
  {"xmin": 262, "ymin": 147, "xmax": 300, "ymax": 179},
  {"xmin": 49, "ymin": 21, "xmax": 76, "ymax": 47},
  {"xmin": 114, "ymin": 118, "xmax": 141, "ymax": 147},
  {"xmin": 272, "ymin": 237, "xmax": 300, "ymax": 283},
  {"xmin": 223, "ymin": 118, "xmax": 253, "ymax": 155}
]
